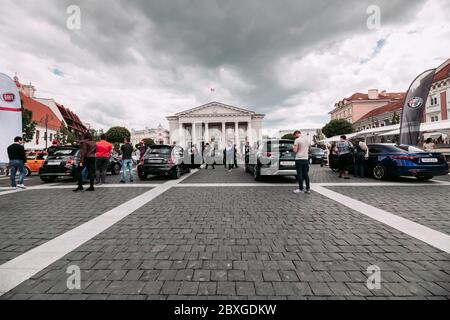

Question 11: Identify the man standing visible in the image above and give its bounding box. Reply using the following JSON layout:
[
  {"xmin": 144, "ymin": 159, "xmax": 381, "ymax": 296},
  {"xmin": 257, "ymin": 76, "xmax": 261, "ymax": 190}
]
[
  {"xmin": 74, "ymin": 132, "xmax": 96, "ymax": 192},
  {"xmin": 7, "ymin": 136, "xmax": 27, "ymax": 189},
  {"xmin": 293, "ymin": 131, "xmax": 311, "ymax": 194},
  {"xmin": 120, "ymin": 137, "xmax": 134, "ymax": 183},
  {"xmin": 138, "ymin": 140, "xmax": 148, "ymax": 163},
  {"xmin": 95, "ymin": 134, "xmax": 113, "ymax": 185},
  {"xmin": 336, "ymin": 135, "xmax": 353, "ymax": 179}
]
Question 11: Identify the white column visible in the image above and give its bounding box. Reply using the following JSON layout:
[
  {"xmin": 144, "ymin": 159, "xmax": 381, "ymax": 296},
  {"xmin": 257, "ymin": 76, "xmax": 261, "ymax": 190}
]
[
  {"xmin": 247, "ymin": 121, "xmax": 252, "ymax": 146},
  {"xmin": 192, "ymin": 123, "xmax": 197, "ymax": 147},
  {"xmin": 235, "ymin": 122, "xmax": 239, "ymax": 146},
  {"xmin": 178, "ymin": 123, "xmax": 183, "ymax": 146},
  {"xmin": 204, "ymin": 122, "xmax": 209, "ymax": 143},
  {"xmin": 222, "ymin": 122, "xmax": 226, "ymax": 149}
]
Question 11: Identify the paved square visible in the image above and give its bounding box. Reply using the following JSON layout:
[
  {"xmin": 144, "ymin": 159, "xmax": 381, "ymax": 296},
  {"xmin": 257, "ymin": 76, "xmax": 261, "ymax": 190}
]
[{"xmin": 0, "ymin": 166, "xmax": 449, "ymax": 300}]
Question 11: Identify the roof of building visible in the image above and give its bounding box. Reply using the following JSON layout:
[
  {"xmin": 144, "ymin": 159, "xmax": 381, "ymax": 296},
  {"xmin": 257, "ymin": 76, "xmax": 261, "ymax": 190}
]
[
  {"xmin": 433, "ymin": 59, "xmax": 450, "ymax": 83},
  {"xmin": 55, "ymin": 102, "xmax": 86, "ymax": 133},
  {"xmin": 20, "ymin": 93, "xmax": 62, "ymax": 130},
  {"xmin": 357, "ymin": 101, "xmax": 403, "ymax": 123}
]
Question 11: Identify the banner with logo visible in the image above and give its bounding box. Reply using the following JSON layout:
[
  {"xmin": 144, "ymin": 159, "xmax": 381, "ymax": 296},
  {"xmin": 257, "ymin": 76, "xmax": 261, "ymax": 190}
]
[
  {"xmin": 0, "ymin": 73, "xmax": 22, "ymax": 164},
  {"xmin": 399, "ymin": 69, "xmax": 436, "ymax": 146}
]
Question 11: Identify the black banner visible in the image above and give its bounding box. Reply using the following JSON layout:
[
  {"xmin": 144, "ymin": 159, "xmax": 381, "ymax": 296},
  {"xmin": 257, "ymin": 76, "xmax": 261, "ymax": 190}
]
[{"xmin": 399, "ymin": 69, "xmax": 436, "ymax": 146}]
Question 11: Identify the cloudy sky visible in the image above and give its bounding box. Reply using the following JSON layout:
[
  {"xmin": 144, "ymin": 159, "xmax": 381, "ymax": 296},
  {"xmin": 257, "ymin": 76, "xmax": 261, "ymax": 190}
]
[{"xmin": 0, "ymin": 0, "xmax": 449, "ymax": 131}]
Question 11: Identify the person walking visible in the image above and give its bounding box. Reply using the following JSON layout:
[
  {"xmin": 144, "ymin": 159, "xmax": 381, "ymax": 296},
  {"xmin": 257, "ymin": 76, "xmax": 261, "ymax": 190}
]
[
  {"xmin": 7, "ymin": 136, "xmax": 27, "ymax": 189},
  {"xmin": 336, "ymin": 135, "xmax": 354, "ymax": 179},
  {"xmin": 204, "ymin": 143, "xmax": 215, "ymax": 170},
  {"xmin": 120, "ymin": 137, "xmax": 134, "ymax": 183},
  {"xmin": 354, "ymin": 139, "xmax": 368, "ymax": 178},
  {"xmin": 233, "ymin": 144, "xmax": 239, "ymax": 168},
  {"xmin": 293, "ymin": 131, "xmax": 311, "ymax": 194},
  {"xmin": 138, "ymin": 140, "xmax": 148, "ymax": 163},
  {"xmin": 74, "ymin": 132, "xmax": 96, "ymax": 192},
  {"xmin": 95, "ymin": 134, "xmax": 113, "ymax": 185},
  {"xmin": 225, "ymin": 142, "xmax": 235, "ymax": 172}
]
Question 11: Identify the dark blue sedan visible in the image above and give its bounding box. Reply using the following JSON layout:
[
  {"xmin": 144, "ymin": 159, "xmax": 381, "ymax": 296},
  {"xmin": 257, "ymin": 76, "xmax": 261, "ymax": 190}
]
[{"xmin": 367, "ymin": 144, "xmax": 449, "ymax": 181}]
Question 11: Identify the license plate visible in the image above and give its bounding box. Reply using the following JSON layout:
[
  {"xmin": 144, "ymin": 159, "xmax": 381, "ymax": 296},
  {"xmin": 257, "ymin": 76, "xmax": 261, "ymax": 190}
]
[
  {"xmin": 421, "ymin": 158, "xmax": 438, "ymax": 163},
  {"xmin": 280, "ymin": 161, "xmax": 295, "ymax": 166},
  {"xmin": 147, "ymin": 159, "xmax": 162, "ymax": 163},
  {"xmin": 47, "ymin": 161, "xmax": 61, "ymax": 166}
]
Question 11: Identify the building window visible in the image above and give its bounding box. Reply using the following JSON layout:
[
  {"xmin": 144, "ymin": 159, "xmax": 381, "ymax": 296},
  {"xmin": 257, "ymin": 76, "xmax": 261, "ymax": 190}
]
[{"xmin": 36, "ymin": 130, "xmax": 40, "ymax": 145}]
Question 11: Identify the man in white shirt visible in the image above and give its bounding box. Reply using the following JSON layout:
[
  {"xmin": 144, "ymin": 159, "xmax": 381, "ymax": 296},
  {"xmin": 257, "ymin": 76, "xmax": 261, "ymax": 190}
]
[{"xmin": 292, "ymin": 130, "xmax": 311, "ymax": 194}]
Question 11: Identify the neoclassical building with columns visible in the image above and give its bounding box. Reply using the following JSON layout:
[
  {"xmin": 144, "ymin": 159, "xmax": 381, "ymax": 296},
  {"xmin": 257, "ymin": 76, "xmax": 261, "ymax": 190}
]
[{"xmin": 167, "ymin": 101, "xmax": 265, "ymax": 151}]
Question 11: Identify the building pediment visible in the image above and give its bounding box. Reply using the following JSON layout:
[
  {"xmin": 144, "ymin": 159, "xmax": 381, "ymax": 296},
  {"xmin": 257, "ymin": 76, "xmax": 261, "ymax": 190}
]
[{"xmin": 174, "ymin": 102, "xmax": 257, "ymax": 117}]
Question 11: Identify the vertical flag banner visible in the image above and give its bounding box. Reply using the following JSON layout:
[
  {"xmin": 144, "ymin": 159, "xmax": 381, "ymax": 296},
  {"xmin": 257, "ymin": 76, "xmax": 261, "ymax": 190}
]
[
  {"xmin": 399, "ymin": 69, "xmax": 436, "ymax": 146},
  {"xmin": 0, "ymin": 73, "xmax": 22, "ymax": 164}
]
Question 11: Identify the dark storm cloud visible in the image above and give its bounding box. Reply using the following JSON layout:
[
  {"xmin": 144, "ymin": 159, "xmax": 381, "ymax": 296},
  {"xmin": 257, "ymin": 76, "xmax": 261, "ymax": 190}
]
[{"xmin": 2, "ymin": 0, "xmax": 430, "ymax": 128}]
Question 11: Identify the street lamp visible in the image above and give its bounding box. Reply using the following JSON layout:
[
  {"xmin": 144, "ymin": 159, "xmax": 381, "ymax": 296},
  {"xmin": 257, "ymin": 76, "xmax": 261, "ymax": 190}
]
[{"xmin": 40, "ymin": 114, "xmax": 54, "ymax": 150}]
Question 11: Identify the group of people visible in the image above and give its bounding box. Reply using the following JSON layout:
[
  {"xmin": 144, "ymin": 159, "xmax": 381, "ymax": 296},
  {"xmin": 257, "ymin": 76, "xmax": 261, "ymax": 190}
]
[
  {"xmin": 189, "ymin": 141, "xmax": 241, "ymax": 172},
  {"xmin": 327, "ymin": 135, "xmax": 369, "ymax": 179},
  {"xmin": 73, "ymin": 133, "xmax": 135, "ymax": 192}
]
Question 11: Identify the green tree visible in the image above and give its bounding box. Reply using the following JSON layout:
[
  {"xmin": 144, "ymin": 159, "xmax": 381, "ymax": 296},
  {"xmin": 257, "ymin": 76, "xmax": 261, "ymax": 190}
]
[
  {"xmin": 22, "ymin": 109, "xmax": 37, "ymax": 143},
  {"xmin": 313, "ymin": 129, "xmax": 325, "ymax": 144},
  {"xmin": 281, "ymin": 133, "xmax": 295, "ymax": 140},
  {"xmin": 87, "ymin": 128, "xmax": 100, "ymax": 141},
  {"xmin": 322, "ymin": 119, "xmax": 353, "ymax": 138},
  {"xmin": 105, "ymin": 126, "xmax": 131, "ymax": 144},
  {"xmin": 391, "ymin": 112, "xmax": 401, "ymax": 125},
  {"xmin": 55, "ymin": 121, "xmax": 76, "ymax": 145}
]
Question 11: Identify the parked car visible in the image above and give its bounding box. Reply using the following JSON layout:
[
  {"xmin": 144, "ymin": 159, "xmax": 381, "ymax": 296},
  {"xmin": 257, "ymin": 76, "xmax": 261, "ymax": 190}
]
[
  {"xmin": 39, "ymin": 146, "xmax": 80, "ymax": 182},
  {"xmin": 137, "ymin": 144, "xmax": 190, "ymax": 180},
  {"xmin": 329, "ymin": 143, "xmax": 449, "ymax": 181},
  {"xmin": 107, "ymin": 154, "xmax": 121, "ymax": 175},
  {"xmin": 25, "ymin": 151, "xmax": 48, "ymax": 176},
  {"xmin": 368, "ymin": 144, "xmax": 449, "ymax": 181},
  {"xmin": 309, "ymin": 147, "xmax": 325, "ymax": 164},
  {"xmin": 39, "ymin": 146, "xmax": 121, "ymax": 182},
  {"xmin": 245, "ymin": 139, "xmax": 296, "ymax": 181}
]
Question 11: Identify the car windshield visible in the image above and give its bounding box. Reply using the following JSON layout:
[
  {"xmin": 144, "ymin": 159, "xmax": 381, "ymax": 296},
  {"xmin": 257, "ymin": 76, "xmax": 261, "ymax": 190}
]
[
  {"xmin": 397, "ymin": 145, "xmax": 425, "ymax": 153},
  {"xmin": 52, "ymin": 148, "xmax": 78, "ymax": 156},
  {"xmin": 310, "ymin": 148, "xmax": 324, "ymax": 154},
  {"xmin": 265, "ymin": 141, "xmax": 294, "ymax": 151},
  {"xmin": 147, "ymin": 146, "xmax": 171, "ymax": 155}
]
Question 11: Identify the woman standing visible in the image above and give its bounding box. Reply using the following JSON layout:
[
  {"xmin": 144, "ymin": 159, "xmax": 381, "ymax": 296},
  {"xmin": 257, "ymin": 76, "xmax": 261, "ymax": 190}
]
[{"xmin": 74, "ymin": 132, "xmax": 96, "ymax": 192}]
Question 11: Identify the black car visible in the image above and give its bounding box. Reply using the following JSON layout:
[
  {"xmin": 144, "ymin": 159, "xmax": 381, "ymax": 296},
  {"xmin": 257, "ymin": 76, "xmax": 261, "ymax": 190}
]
[
  {"xmin": 309, "ymin": 147, "xmax": 325, "ymax": 164},
  {"xmin": 137, "ymin": 145, "xmax": 190, "ymax": 180},
  {"xmin": 39, "ymin": 146, "xmax": 122, "ymax": 183},
  {"xmin": 39, "ymin": 146, "xmax": 80, "ymax": 182},
  {"xmin": 245, "ymin": 139, "xmax": 296, "ymax": 181}
]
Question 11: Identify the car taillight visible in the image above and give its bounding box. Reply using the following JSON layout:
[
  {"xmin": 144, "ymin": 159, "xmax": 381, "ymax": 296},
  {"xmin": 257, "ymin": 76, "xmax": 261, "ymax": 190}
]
[
  {"xmin": 168, "ymin": 157, "xmax": 174, "ymax": 165},
  {"xmin": 392, "ymin": 156, "xmax": 418, "ymax": 161},
  {"xmin": 66, "ymin": 159, "xmax": 74, "ymax": 166},
  {"xmin": 263, "ymin": 152, "xmax": 272, "ymax": 157}
]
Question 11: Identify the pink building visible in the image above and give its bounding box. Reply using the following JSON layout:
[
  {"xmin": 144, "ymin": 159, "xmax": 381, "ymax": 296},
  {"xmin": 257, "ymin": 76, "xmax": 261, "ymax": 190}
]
[{"xmin": 329, "ymin": 89, "xmax": 405, "ymax": 124}]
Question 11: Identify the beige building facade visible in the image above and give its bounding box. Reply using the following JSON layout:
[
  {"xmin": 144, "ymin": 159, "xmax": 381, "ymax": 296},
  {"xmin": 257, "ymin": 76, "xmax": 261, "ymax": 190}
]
[{"xmin": 167, "ymin": 101, "xmax": 265, "ymax": 151}]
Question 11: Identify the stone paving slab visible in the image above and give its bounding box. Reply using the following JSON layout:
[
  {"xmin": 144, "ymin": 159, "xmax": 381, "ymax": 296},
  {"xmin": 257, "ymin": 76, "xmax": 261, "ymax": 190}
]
[
  {"xmin": 3, "ymin": 186, "xmax": 449, "ymax": 300},
  {"xmin": 0, "ymin": 188, "xmax": 151, "ymax": 264},
  {"xmin": 327, "ymin": 186, "xmax": 450, "ymax": 235}
]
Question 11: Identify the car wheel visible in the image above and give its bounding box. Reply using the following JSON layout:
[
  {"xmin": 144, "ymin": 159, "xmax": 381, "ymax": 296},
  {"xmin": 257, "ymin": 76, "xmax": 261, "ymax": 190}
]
[
  {"xmin": 417, "ymin": 176, "xmax": 433, "ymax": 181},
  {"xmin": 40, "ymin": 176, "xmax": 56, "ymax": 183},
  {"xmin": 373, "ymin": 164, "xmax": 387, "ymax": 180},
  {"xmin": 253, "ymin": 165, "xmax": 262, "ymax": 181},
  {"xmin": 172, "ymin": 166, "xmax": 181, "ymax": 179},
  {"xmin": 26, "ymin": 167, "xmax": 32, "ymax": 176},
  {"xmin": 112, "ymin": 163, "xmax": 121, "ymax": 175}
]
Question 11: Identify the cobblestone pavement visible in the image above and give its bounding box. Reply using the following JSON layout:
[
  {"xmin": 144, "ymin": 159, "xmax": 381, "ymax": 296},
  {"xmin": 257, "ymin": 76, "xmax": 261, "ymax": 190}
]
[
  {"xmin": 328, "ymin": 186, "xmax": 450, "ymax": 235},
  {"xmin": 1, "ymin": 174, "xmax": 449, "ymax": 300},
  {"xmin": 0, "ymin": 188, "xmax": 151, "ymax": 264}
]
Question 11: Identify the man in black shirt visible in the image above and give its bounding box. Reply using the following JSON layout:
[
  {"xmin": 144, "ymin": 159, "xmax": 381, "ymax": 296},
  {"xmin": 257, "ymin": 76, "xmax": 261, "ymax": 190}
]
[
  {"xmin": 120, "ymin": 137, "xmax": 134, "ymax": 183},
  {"xmin": 7, "ymin": 136, "xmax": 27, "ymax": 189}
]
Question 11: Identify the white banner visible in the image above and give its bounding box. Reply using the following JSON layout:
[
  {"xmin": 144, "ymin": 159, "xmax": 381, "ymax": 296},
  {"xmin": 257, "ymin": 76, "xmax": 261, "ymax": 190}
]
[{"xmin": 0, "ymin": 73, "xmax": 22, "ymax": 164}]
